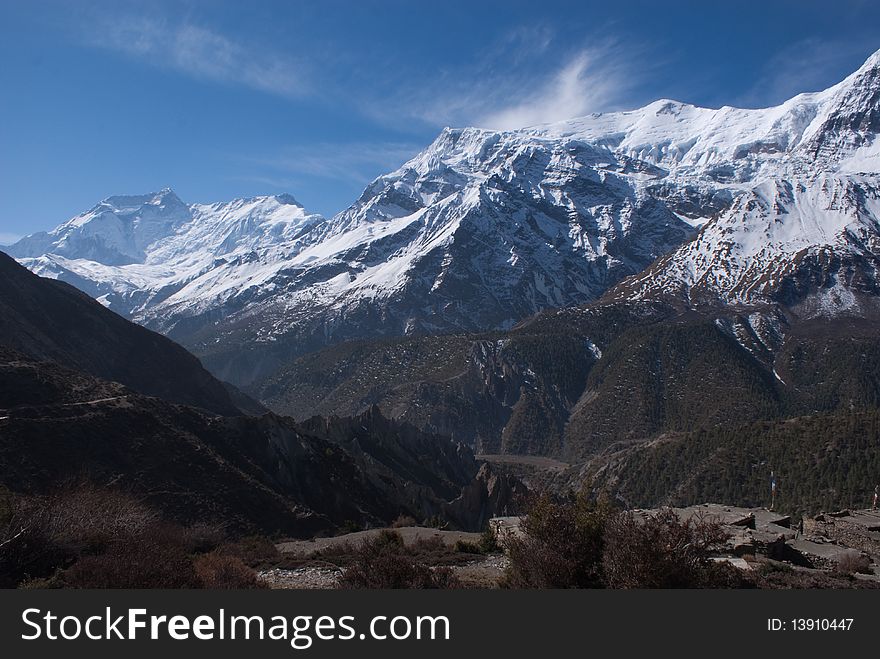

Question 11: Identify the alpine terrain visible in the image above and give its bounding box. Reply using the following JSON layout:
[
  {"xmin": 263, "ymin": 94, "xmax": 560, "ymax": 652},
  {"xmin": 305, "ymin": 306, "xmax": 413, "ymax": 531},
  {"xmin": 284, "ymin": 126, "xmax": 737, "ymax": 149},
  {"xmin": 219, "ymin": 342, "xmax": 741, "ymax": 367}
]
[
  {"xmin": 10, "ymin": 50, "xmax": 880, "ymax": 390},
  {"xmin": 5, "ymin": 48, "xmax": 880, "ymax": 514}
]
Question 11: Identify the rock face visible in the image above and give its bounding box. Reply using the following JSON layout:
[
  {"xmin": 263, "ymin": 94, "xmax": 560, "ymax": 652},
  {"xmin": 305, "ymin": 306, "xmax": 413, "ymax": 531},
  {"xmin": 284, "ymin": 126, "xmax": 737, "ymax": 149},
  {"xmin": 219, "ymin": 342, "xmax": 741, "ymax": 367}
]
[
  {"xmin": 260, "ymin": 299, "xmax": 880, "ymax": 465},
  {"xmin": 445, "ymin": 464, "xmax": 528, "ymax": 531}
]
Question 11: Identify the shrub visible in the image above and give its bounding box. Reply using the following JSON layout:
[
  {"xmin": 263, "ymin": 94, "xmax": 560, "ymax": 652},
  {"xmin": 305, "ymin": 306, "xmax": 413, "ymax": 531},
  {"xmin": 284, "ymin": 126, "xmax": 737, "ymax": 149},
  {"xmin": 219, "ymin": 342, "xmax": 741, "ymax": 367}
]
[
  {"xmin": 755, "ymin": 560, "xmax": 878, "ymax": 589},
  {"xmin": 410, "ymin": 534, "xmax": 446, "ymax": 552},
  {"xmin": 453, "ymin": 540, "xmax": 483, "ymax": 554},
  {"xmin": 602, "ymin": 509, "xmax": 742, "ymax": 588},
  {"xmin": 502, "ymin": 494, "xmax": 751, "ymax": 589},
  {"xmin": 194, "ymin": 553, "xmax": 262, "ymax": 589},
  {"xmin": 503, "ymin": 492, "xmax": 611, "ymax": 589},
  {"xmin": 835, "ymin": 553, "xmax": 872, "ymax": 575},
  {"xmin": 0, "ymin": 485, "xmax": 158, "ymax": 587},
  {"xmin": 180, "ymin": 522, "xmax": 227, "ymax": 554},
  {"xmin": 0, "ymin": 486, "xmax": 13, "ymax": 525},
  {"xmin": 63, "ymin": 539, "xmax": 199, "ymax": 588},
  {"xmin": 1, "ymin": 484, "xmax": 284, "ymax": 589},
  {"xmin": 450, "ymin": 528, "xmax": 504, "ymax": 555},
  {"xmin": 217, "ymin": 535, "xmax": 279, "ymax": 567},
  {"xmin": 478, "ymin": 527, "xmax": 498, "ymax": 553},
  {"xmin": 391, "ymin": 515, "xmax": 417, "ymax": 528},
  {"xmin": 0, "ymin": 518, "xmax": 69, "ymax": 588},
  {"xmin": 339, "ymin": 520, "xmax": 362, "ymax": 534},
  {"xmin": 339, "ymin": 531, "xmax": 459, "ymax": 589}
]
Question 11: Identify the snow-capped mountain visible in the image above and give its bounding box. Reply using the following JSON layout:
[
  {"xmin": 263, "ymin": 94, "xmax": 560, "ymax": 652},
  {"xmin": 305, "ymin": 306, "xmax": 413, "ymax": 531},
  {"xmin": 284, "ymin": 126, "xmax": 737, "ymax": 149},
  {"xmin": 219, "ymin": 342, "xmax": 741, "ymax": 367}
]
[
  {"xmin": 610, "ymin": 173, "xmax": 880, "ymax": 315},
  {"xmin": 607, "ymin": 49, "xmax": 880, "ymax": 311},
  {"xmin": 10, "ymin": 190, "xmax": 323, "ymax": 319},
  {"xmin": 10, "ymin": 189, "xmax": 193, "ymax": 265},
  {"xmin": 8, "ymin": 49, "xmax": 880, "ymax": 387}
]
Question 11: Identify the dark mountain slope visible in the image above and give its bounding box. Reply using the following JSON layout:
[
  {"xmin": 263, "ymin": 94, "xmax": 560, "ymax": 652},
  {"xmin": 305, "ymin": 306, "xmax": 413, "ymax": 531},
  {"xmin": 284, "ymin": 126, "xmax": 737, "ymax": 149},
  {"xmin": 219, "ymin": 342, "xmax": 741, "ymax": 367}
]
[
  {"xmin": 260, "ymin": 302, "xmax": 880, "ymax": 463},
  {"xmin": 299, "ymin": 406, "xmax": 525, "ymax": 528},
  {"xmin": 0, "ymin": 347, "xmax": 519, "ymax": 533},
  {"xmin": 587, "ymin": 408, "xmax": 880, "ymax": 516},
  {"xmin": 0, "ymin": 348, "xmax": 325, "ymax": 535},
  {"xmin": 563, "ymin": 320, "xmax": 783, "ymax": 459},
  {"xmin": 0, "ymin": 251, "xmax": 240, "ymax": 415}
]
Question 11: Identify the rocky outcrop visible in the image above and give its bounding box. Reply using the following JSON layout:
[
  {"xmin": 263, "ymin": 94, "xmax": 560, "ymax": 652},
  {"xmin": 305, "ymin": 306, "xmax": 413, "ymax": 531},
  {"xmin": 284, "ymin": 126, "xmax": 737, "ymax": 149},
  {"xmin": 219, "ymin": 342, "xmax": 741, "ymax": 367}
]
[{"xmin": 445, "ymin": 464, "xmax": 528, "ymax": 531}]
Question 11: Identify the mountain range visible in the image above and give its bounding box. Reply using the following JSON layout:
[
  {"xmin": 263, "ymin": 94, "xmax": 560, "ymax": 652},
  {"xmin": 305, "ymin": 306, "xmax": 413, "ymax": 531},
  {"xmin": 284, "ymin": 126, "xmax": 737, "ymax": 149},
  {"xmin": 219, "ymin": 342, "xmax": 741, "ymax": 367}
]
[
  {"xmin": 14, "ymin": 50, "xmax": 880, "ymax": 389},
  {"xmin": 5, "ymin": 48, "xmax": 880, "ymax": 511},
  {"xmin": 0, "ymin": 253, "xmax": 522, "ymax": 534}
]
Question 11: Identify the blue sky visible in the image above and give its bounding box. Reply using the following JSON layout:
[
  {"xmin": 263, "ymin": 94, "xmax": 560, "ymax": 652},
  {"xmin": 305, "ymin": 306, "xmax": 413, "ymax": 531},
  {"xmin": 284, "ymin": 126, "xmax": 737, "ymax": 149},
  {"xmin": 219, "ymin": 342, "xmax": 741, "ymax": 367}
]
[{"xmin": 1, "ymin": 0, "xmax": 879, "ymax": 244}]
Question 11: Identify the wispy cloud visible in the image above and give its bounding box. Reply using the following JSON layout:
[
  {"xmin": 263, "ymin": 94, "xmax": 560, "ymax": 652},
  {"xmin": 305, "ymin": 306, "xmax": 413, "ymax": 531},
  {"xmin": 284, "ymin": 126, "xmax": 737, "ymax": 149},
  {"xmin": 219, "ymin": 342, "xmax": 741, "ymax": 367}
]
[
  {"xmin": 478, "ymin": 47, "xmax": 638, "ymax": 130},
  {"xmin": 360, "ymin": 33, "xmax": 648, "ymax": 131},
  {"xmin": 245, "ymin": 142, "xmax": 422, "ymax": 185},
  {"xmin": 90, "ymin": 15, "xmax": 308, "ymax": 98},
  {"xmin": 85, "ymin": 12, "xmax": 646, "ymax": 131}
]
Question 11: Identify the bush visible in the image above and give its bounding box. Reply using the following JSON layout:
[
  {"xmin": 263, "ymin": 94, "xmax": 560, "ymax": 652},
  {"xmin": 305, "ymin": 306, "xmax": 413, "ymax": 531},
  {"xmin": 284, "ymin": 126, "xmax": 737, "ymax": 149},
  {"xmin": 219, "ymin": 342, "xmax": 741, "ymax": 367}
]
[
  {"xmin": 0, "ymin": 484, "xmax": 286, "ymax": 589},
  {"xmin": 391, "ymin": 515, "xmax": 417, "ymax": 528},
  {"xmin": 0, "ymin": 521, "xmax": 69, "ymax": 588},
  {"xmin": 0, "ymin": 486, "xmax": 13, "ymax": 525},
  {"xmin": 180, "ymin": 523, "xmax": 227, "ymax": 554},
  {"xmin": 478, "ymin": 527, "xmax": 498, "ymax": 553},
  {"xmin": 217, "ymin": 535, "xmax": 279, "ymax": 567},
  {"xmin": 502, "ymin": 494, "xmax": 752, "ymax": 589},
  {"xmin": 410, "ymin": 534, "xmax": 446, "ymax": 552},
  {"xmin": 63, "ymin": 539, "xmax": 199, "ymax": 588},
  {"xmin": 603, "ymin": 509, "xmax": 742, "ymax": 588},
  {"xmin": 45, "ymin": 484, "xmax": 159, "ymax": 553},
  {"xmin": 835, "ymin": 553, "xmax": 872, "ymax": 575},
  {"xmin": 339, "ymin": 520, "xmax": 362, "ymax": 534},
  {"xmin": 503, "ymin": 492, "xmax": 610, "ymax": 589},
  {"xmin": 0, "ymin": 485, "xmax": 159, "ymax": 587},
  {"xmin": 339, "ymin": 531, "xmax": 458, "ymax": 589},
  {"xmin": 453, "ymin": 540, "xmax": 483, "ymax": 554},
  {"xmin": 450, "ymin": 529, "xmax": 500, "ymax": 555},
  {"xmin": 194, "ymin": 553, "xmax": 263, "ymax": 589}
]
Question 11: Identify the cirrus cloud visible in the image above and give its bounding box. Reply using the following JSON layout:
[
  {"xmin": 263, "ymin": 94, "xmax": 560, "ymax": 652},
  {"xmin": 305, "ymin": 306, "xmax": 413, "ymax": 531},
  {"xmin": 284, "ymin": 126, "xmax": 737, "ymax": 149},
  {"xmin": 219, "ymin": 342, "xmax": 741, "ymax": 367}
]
[{"xmin": 90, "ymin": 15, "xmax": 309, "ymax": 99}]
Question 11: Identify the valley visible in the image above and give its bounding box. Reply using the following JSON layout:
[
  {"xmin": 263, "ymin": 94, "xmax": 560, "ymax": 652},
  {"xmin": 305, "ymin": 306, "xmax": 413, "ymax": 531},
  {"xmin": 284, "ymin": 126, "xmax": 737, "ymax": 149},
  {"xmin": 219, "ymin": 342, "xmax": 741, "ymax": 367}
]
[{"xmin": 3, "ymin": 46, "xmax": 880, "ymax": 589}]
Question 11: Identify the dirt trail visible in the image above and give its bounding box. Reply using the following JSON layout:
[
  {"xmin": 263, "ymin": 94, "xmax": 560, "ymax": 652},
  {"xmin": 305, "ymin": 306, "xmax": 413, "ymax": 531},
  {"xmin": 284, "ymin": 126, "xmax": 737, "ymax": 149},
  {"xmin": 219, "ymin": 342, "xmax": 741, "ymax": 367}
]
[{"xmin": 0, "ymin": 396, "xmax": 128, "ymax": 418}]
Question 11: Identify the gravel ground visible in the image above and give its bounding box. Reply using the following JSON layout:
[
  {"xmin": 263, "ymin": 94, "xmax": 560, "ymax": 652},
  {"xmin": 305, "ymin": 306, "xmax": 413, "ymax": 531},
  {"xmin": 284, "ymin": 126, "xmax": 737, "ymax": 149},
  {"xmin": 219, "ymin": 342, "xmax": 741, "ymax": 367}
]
[
  {"xmin": 258, "ymin": 566, "xmax": 342, "ymax": 589},
  {"xmin": 258, "ymin": 554, "xmax": 509, "ymax": 589},
  {"xmin": 450, "ymin": 554, "xmax": 509, "ymax": 588}
]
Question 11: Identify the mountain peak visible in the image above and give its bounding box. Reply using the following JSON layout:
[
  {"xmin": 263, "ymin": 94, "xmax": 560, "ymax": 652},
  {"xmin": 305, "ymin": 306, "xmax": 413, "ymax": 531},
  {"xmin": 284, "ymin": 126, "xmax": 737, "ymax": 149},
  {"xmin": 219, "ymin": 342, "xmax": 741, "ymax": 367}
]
[
  {"xmin": 273, "ymin": 193, "xmax": 302, "ymax": 206},
  {"xmin": 99, "ymin": 187, "xmax": 185, "ymax": 211},
  {"xmin": 856, "ymin": 47, "xmax": 880, "ymax": 73}
]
